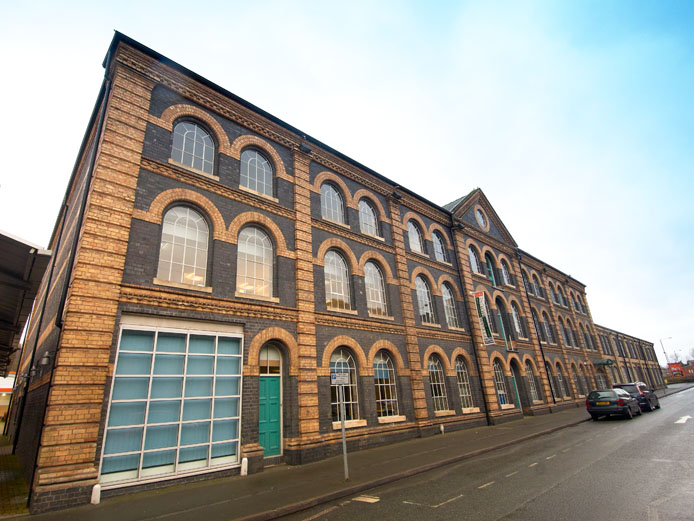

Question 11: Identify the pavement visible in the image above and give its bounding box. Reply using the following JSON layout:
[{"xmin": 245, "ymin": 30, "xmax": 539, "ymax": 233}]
[{"xmin": 1, "ymin": 383, "xmax": 691, "ymax": 520}]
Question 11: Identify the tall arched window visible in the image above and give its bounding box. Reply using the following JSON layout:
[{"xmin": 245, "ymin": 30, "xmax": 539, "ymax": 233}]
[
  {"xmin": 236, "ymin": 227, "xmax": 273, "ymax": 297},
  {"xmin": 572, "ymin": 367, "xmax": 584, "ymax": 396},
  {"xmin": 556, "ymin": 365, "xmax": 571, "ymax": 398},
  {"xmin": 157, "ymin": 206, "xmax": 209, "ymax": 286},
  {"xmin": 364, "ymin": 261, "xmax": 388, "ymax": 317},
  {"xmin": 579, "ymin": 365, "xmax": 589, "ymax": 394},
  {"xmin": 566, "ymin": 320, "xmax": 577, "ymax": 347},
  {"xmin": 532, "ymin": 309, "xmax": 546, "ymax": 343},
  {"xmin": 321, "ymin": 184, "xmax": 345, "ymax": 223},
  {"xmin": 484, "ymin": 253, "xmax": 497, "ymax": 286},
  {"xmin": 525, "ymin": 361, "xmax": 540, "ymax": 402},
  {"xmin": 468, "ymin": 246, "xmax": 483, "ymax": 274},
  {"xmin": 428, "ymin": 355, "xmax": 448, "ymax": 411},
  {"xmin": 171, "ymin": 121, "xmax": 215, "ymax": 174},
  {"xmin": 549, "ymin": 282, "xmax": 558, "ymax": 304},
  {"xmin": 559, "ymin": 317, "xmax": 570, "ymax": 346},
  {"xmin": 441, "ymin": 283, "xmax": 460, "ymax": 329},
  {"xmin": 545, "ymin": 361, "xmax": 556, "ymax": 398},
  {"xmin": 433, "ymin": 232, "xmax": 448, "ymax": 263},
  {"xmin": 330, "ymin": 348, "xmax": 359, "ymax": 421},
  {"xmin": 455, "ymin": 357, "xmax": 474, "ymax": 409},
  {"xmin": 259, "ymin": 344, "xmax": 281, "ymax": 375},
  {"xmin": 493, "ymin": 360, "xmax": 509, "ymax": 405},
  {"xmin": 374, "ymin": 351, "xmax": 399, "ymax": 417},
  {"xmin": 511, "ymin": 302, "xmax": 525, "ymax": 338},
  {"xmin": 500, "ymin": 259, "xmax": 513, "ymax": 286},
  {"xmin": 240, "ymin": 149, "xmax": 273, "ymax": 196},
  {"xmin": 358, "ymin": 199, "xmax": 379, "ymax": 236},
  {"xmin": 531, "ymin": 274, "xmax": 543, "ymax": 298},
  {"xmin": 415, "ymin": 276, "xmax": 435, "ymax": 323},
  {"xmin": 407, "ymin": 221, "xmax": 425, "ymax": 254},
  {"xmin": 542, "ymin": 312, "xmax": 555, "ymax": 343},
  {"xmin": 324, "ymin": 251, "xmax": 351, "ymax": 310}
]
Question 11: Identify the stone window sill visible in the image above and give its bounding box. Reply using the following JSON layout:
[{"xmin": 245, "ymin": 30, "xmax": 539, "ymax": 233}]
[
  {"xmin": 238, "ymin": 184, "xmax": 279, "ymax": 203},
  {"xmin": 153, "ymin": 278, "xmax": 212, "ymax": 293},
  {"xmin": 332, "ymin": 419, "xmax": 367, "ymax": 430},
  {"xmin": 434, "ymin": 410, "xmax": 455, "ymax": 417},
  {"xmin": 234, "ymin": 292, "xmax": 280, "ymax": 303},
  {"xmin": 461, "ymin": 407, "xmax": 481, "ymax": 414},
  {"xmin": 420, "ymin": 322, "xmax": 441, "ymax": 329},
  {"xmin": 368, "ymin": 313, "xmax": 394, "ymax": 321},
  {"xmin": 167, "ymin": 159, "xmax": 220, "ymax": 181},
  {"xmin": 500, "ymin": 403, "xmax": 516, "ymax": 410},
  {"xmin": 327, "ymin": 307, "xmax": 358, "ymax": 315},
  {"xmin": 377, "ymin": 415, "xmax": 406, "ymax": 424}
]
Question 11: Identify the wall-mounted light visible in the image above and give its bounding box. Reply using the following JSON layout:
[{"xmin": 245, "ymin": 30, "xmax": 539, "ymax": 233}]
[{"xmin": 39, "ymin": 352, "xmax": 52, "ymax": 366}]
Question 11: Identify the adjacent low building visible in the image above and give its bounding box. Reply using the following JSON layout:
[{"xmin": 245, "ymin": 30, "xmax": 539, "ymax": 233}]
[{"xmin": 7, "ymin": 32, "xmax": 664, "ymax": 513}]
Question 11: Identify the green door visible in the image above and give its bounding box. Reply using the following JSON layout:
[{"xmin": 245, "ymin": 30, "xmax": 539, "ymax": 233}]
[{"xmin": 259, "ymin": 377, "xmax": 281, "ymax": 457}]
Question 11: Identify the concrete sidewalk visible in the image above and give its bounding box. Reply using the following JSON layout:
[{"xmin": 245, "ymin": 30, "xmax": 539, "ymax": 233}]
[{"xmin": 3, "ymin": 383, "xmax": 690, "ymax": 521}]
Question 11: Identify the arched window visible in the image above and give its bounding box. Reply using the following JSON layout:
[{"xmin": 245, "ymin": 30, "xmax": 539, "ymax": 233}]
[
  {"xmin": 259, "ymin": 344, "xmax": 281, "ymax": 375},
  {"xmin": 493, "ymin": 360, "xmax": 509, "ymax": 405},
  {"xmin": 455, "ymin": 357, "xmax": 474, "ymax": 409},
  {"xmin": 500, "ymin": 260, "xmax": 513, "ymax": 286},
  {"xmin": 415, "ymin": 276, "xmax": 435, "ymax": 323},
  {"xmin": 172, "ymin": 121, "xmax": 215, "ymax": 174},
  {"xmin": 468, "ymin": 246, "xmax": 483, "ymax": 274},
  {"xmin": 433, "ymin": 232, "xmax": 448, "ymax": 262},
  {"xmin": 557, "ymin": 286, "xmax": 567, "ymax": 307},
  {"xmin": 374, "ymin": 351, "xmax": 399, "ymax": 417},
  {"xmin": 556, "ymin": 365, "xmax": 571, "ymax": 398},
  {"xmin": 441, "ymin": 283, "xmax": 460, "ymax": 329},
  {"xmin": 407, "ymin": 221, "xmax": 425, "ymax": 254},
  {"xmin": 559, "ymin": 317, "xmax": 570, "ymax": 346},
  {"xmin": 542, "ymin": 311, "xmax": 555, "ymax": 343},
  {"xmin": 485, "ymin": 294, "xmax": 498, "ymax": 335},
  {"xmin": 321, "ymin": 184, "xmax": 345, "ymax": 223},
  {"xmin": 157, "ymin": 206, "xmax": 209, "ymax": 286},
  {"xmin": 428, "ymin": 355, "xmax": 448, "ymax": 411},
  {"xmin": 595, "ymin": 369, "xmax": 607, "ymax": 389},
  {"xmin": 522, "ymin": 270, "xmax": 534, "ymax": 296},
  {"xmin": 548, "ymin": 282, "xmax": 558, "ymax": 304},
  {"xmin": 511, "ymin": 302, "xmax": 525, "ymax": 338},
  {"xmin": 484, "ymin": 253, "xmax": 497, "ymax": 286},
  {"xmin": 330, "ymin": 348, "xmax": 359, "ymax": 421},
  {"xmin": 545, "ymin": 361, "xmax": 556, "ymax": 397},
  {"xmin": 579, "ymin": 365, "xmax": 589, "ymax": 394},
  {"xmin": 572, "ymin": 367, "xmax": 584, "ymax": 396},
  {"xmin": 566, "ymin": 320, "xmax": 577, "ymax": 347},
  {"xmin": 364, "ymin": 261, "xmax": 388, "ymax": 317},
  {"xmin": 495, "ymin": 298, "xmax": 511, "ymax": 342},
  {"xmin": 358, "ymin": 199, "xmax": 379, "ymax": 236},
  {"xmin": 236, "ymin": 226, "xmax": 273, "ymax": 297},
  {"xmin": 531, "ymin": 309, "xmax": 545, "ymax": 342},
  {"xmin": 525, "ymin": 361, "xmax": 540, "ymax": 402},
  {"xmin": 324, "ymin": 251, "xmax": 351, "ymax": 310},
  {"xmin": 240, "ymin": 149, "xmax": 273, "ymax": 196}
]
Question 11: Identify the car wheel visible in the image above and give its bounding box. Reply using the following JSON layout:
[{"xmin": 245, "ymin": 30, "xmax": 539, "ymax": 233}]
[
  {"xmin": 655, "ymin": 398, "xmax": 661, "ymax": 409},
  {"xmin": 590, "ymin": 413, "xmax": 599, "ymax": 421},
  {"xmin": 625, "ymin": 407, "xmax": 633, "ymax": 420}
]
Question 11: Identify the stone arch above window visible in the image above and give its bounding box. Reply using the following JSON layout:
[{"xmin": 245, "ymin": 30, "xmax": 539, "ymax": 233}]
[
  {"xmin": 400, "ymin": 212, "xmax": 432, "ymax": 242},
  {"xmin": 229, "ymin": 135, "xmax": 290, "ymax": 180},
  {"xmin": 133, "ymin": 188, "xmax": 226, "ymax": 240},
  {"xmin": 489, "ymin": 352, "xmax": 510, "ymax": 376},
  {"xmin": 313, "ymin": 171, "xmax": 354, "ymax": 208},
  {"xmin": 437, "ymin": 274, "xmax": 463, "ymax": 301},
  {"xmin": 358, "ymin": 251, "xmax": 396, "ymax": 283},
  {"xmin": 155, "ymin": 104, "xmax": 232, "ymax": 153},
  {"xmin": 367, "ymin": 340, "xmax": 408, "ymax": 375},
  {"xmin": 521, "ymin": 354, "xmax": 539, "ymax": 375},
  {"xmin": 320, "ymin": 336, "xmax": 368, "ymax": 375},
  {"xmin": 316, "ymin": 238, "xmax": 361, "ymax": 275},
  {"xmin": 423, "ymin": 345, "xmax": 453, "ymax": 376},
  {"xmin": 227, "ymin": 211, "xmax": 293, "ymax": 258},
  {"xmin": 245, "ymin": 327, "xmax": 299, "ymax": 376},
  {"xmin": 353, "ymin": 190, "xmax": 388, "ymax": 222},
  {"xmin": 451, "ymin": 348, "xmax": 477, "ymax": 376},
  {"xmin": 428, "ymin": 223, "xmax": 453, "ymax": 251},
  {"xmin": 410, "ymin": 267, "xmax": 441, "ymax": 296}
]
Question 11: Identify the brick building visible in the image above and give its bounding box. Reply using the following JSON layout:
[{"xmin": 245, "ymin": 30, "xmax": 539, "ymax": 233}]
[{"xmin": 7, "ymin": 33, "xmax": 664, "ymax": 512}]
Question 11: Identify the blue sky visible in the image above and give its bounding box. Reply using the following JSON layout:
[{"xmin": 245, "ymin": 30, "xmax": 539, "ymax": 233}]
[{"xmin": 1, "ymin": 1, "xmax": 692, "ymax": 364}]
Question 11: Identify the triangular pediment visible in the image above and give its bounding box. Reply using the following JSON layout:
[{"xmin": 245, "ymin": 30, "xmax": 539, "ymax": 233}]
[{"xmin": 444, "ymin": 188, "xmax": 518, "ymax": 247}]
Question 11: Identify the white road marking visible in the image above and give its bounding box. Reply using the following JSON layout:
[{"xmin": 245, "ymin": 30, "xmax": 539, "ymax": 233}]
[
  {"xmin": 302, "ymin": 506, "xmax": 339, "ymax": 521},
  {"xmin": 674, "ymin": 415, "xmax": 691, "ymax": 424},
  {"xmin": 505, "ymin": 471, "xmax": 518, "ymax": 477},
  {"xmin": 403, "ymin": 500, "xmax": 424, "ymax": 507},
  {"xmin": 651, "ymin": 458, "xmax": 673, "ymax": 463},
  {"xmin": 478, "ymin": 481, "xmax": 496, "ymax": 489},
  {"xmin": 432, "ymin": 494, "xmax": 464, "ymax": 508},
  {"xmin": 546, "ymin": 454, "xmax": 556, "ymax": 460},
  {"xmin": 562, "ymin": 448, "xmax": 570, "ymax": 453},
  {"xmin": 528, "ymin": 462, "xmax": 538, "ymax": 467},
  {"xmin": 353, "ymin": 495, "xmax": 380, "ymax": 503}
]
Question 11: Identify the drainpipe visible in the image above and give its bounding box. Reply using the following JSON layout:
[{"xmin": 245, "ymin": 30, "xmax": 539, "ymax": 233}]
[{"xmin": 451, "ymin": 221, "xmax": 491, "ymax": 426}]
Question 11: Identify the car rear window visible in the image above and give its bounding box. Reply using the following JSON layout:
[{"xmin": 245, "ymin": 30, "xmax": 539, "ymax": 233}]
[
  {"xmin": 617, "ymin": 385, "xmax": 638, "ymax": 393},
  {"xmin": 588, "ymin": 391, "xmax": 615, "ymax": 399}
]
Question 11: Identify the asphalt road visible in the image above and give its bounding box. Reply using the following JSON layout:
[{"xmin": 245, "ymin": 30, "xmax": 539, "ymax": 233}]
[{"xmin": 281, "ymin": 388, "xmax": 694, "ymax": 521}]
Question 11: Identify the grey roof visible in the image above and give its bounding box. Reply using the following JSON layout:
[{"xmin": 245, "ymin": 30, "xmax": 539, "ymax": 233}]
[{"xmin": 443, "ymin": 189, "xmax": 478, "ymax": 212}]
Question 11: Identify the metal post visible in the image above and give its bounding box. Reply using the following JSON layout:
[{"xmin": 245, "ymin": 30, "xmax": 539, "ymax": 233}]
[{"xmin": 339, "ymin": 384, "xmax": 349, "ymax": 481}]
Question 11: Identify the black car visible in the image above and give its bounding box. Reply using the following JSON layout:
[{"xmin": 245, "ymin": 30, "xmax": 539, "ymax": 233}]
[
  {"xmin": 613, "ymin": 381, "xmax": 660, "ymax": 412},
  {"xmin": 586, "ymin": 388, "xmax": 642, "ymax": 420}
]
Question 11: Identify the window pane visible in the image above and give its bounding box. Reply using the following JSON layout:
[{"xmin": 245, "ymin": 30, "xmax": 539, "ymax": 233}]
[
  {"xmin": 182, "ymin": 399, "xmax": 211, "ymax": 421},
  {"xmin": 112, "ymin": 378, "xmax": 149, "ymax": 400},
  {"xmin": 108, "ymin": 402, "xmax": 146, "ymax": 427},
  {"xmin": 217, "ymin": 338, "xmax": 240, "ymax": 355},
  {"xmin": 120, "ymin": 330, "xmax": 154, "ymax": 352},
  {"xmin": 212, "ymin": 419, "xmax": 238, "ymax": 442},
  {"xmin": 188, "ymin": 356, "xmax": 214, "ymax": 375},
  {"xmin": 101, "ymin": 454, "xmax": 140, "ymax": 475},
  {"xmin": 185, "ymin": 377, "xmax": 213, "ymax": 397},
  {"xmin": 188, "ymin": 335, "xmax": 214, "ymax": 354},
  {"xmin": 116, "ymin": 353, "xmax": 152, "ymax": 375},
  {"xmin": 215, "ymin": 377, "xmax": 240, "ymax": 396},
  {"xmin": 150, "ymin": 378, "xmax": 183, "ymax": 399},
  {"xmin": 147, "ymin": 400, "xmax": 181, "ymax": 424},
  {"xmin": 144, "ymin": 424, "xmax": 179, "ymax": 450},
  {"xmin": 104, "ymin": 427, "xmax": 143, "ymax": 455},
  {"xmin": 213, "ymin": 397, "xmax": 239, "ymax": 418},
  {"xmin": 180, "ymin": 421, "xmax": 210, "ymax": 446},
  {"xmin": 216, "ymin": 357, "xmax": 240, "ymax": 375},
  {"xmin": 153, "ymin": 355, "xmax": 185, "ymax": 375}
]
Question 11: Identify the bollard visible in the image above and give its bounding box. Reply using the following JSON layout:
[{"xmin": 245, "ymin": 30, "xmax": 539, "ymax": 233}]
[{"xmin": 91, "ymin": 484, "xmax": 101, "ymax": 505}]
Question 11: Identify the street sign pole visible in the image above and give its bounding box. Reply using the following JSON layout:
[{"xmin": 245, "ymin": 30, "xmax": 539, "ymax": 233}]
[
  {"xmin": 339, "ymin": 384, "xmax": 349, "ymax": 481},
  {"xmin": 331, "ymin": 372, "xmax": 350, "ymax": 481}
]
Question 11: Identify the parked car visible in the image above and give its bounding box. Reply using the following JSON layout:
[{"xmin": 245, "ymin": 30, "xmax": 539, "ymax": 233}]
[
  {"xmin": 586, "ymin": 388, "xmax": 642, "ymax": 420},
  {"xmin": 612, "ymin": 381, "xmax": 661, "ymax": 412}
]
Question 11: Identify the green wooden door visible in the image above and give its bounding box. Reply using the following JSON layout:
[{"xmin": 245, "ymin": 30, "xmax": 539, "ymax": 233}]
[{"xmin": 259, "ymin": 377, "xmax": 281, "ymax": 457}]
